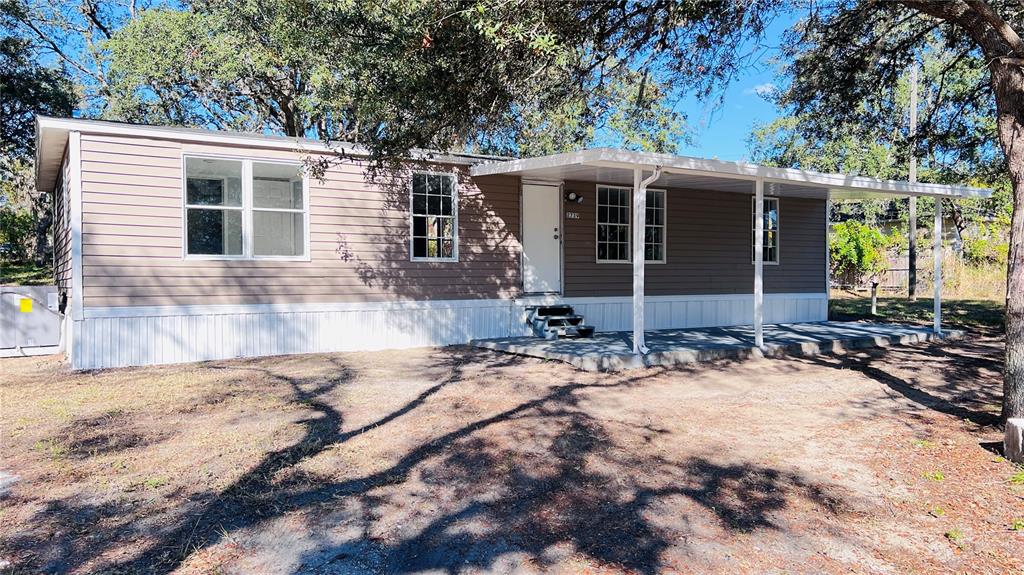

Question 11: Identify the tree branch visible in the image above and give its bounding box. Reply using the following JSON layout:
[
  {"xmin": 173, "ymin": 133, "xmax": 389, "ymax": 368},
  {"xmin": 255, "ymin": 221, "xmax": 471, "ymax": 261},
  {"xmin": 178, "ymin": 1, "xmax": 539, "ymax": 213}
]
[{"xmin": 964, "ymin": 0, "xmax": 1024, "ymax": 56}]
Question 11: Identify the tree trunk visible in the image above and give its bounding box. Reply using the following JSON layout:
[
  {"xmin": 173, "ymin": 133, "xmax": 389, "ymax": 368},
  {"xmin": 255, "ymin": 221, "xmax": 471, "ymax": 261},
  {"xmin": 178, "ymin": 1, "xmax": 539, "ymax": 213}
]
[{"xmin": 992, "ymin": 60, "xmax": 1024, "ymax": 422}]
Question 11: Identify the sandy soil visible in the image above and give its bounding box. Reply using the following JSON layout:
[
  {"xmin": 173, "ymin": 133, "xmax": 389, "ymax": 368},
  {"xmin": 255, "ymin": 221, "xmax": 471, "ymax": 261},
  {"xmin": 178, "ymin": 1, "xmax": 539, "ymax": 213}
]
[{"xmin": 1, "ymin": 333, "xmax": 1022, "ymax": 574}]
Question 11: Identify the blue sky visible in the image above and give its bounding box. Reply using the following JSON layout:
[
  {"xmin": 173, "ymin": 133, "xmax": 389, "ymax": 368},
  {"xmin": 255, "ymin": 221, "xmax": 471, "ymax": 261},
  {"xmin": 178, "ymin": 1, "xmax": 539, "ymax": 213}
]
[{"xmin": 675, "ymin": 12, "xmax": 799, "ymax": 161}]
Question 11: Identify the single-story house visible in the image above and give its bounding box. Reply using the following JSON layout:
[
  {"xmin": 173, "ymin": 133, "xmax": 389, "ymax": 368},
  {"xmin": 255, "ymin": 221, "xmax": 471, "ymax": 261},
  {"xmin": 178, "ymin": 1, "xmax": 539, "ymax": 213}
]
[{"xmin": 35, "ymin": 116, "xmax": 990, "ymax": 370}]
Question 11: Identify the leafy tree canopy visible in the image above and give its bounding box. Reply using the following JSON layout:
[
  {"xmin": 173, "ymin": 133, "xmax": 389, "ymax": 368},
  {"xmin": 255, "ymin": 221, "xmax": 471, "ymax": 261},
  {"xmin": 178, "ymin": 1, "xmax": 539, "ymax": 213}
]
[
  {"xmin": 101, "ymin": 1, "xmax": 689, "ymax": 158},
  {"xmin": 748, "ymin": 10, "xmax": 1009, "ymax": 230},
  {"xmin": 0, "ymin": 0, "xmax": 76, "ymax": 158}
]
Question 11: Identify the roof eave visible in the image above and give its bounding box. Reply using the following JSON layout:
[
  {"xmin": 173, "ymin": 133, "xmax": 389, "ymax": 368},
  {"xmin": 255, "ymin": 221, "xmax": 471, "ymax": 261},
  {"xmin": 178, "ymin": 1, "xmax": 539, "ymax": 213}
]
[{"xmin": 469, "ymin": 147, "xmax": 993, "ymax": 199}]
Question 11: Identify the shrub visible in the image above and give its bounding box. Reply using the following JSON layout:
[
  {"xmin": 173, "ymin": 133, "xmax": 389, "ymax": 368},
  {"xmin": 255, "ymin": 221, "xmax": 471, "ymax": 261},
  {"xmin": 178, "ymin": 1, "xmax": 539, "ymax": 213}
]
[
  {"xmin": 964, "ymin": 223, "xmax": 1009, "ymax": 266},
  {"xmin": 830, "ymin": 220, "xmax": 893, "ymax": 286},
  {"xmin": 0, "ymin": 207, "xmax": 33, "ymax": 262}
]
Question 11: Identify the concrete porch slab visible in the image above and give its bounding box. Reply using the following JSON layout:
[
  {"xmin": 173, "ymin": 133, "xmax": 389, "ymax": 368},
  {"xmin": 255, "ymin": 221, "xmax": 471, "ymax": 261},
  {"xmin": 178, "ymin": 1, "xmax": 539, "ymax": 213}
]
[{"xmin": 471, "ymin": 321, "xmax": 963, "ymax": 372}]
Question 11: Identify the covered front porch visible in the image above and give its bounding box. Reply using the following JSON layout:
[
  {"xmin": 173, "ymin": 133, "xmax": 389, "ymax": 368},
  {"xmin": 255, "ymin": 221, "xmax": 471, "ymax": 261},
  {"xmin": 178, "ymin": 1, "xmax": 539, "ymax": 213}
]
[
  {"xmin": 470, "ymin": 148, "xmax": 990, "ymax": 358},
  {"xmin": 472, "ymin": 321, "xmax": 963, "ymax": 372}
]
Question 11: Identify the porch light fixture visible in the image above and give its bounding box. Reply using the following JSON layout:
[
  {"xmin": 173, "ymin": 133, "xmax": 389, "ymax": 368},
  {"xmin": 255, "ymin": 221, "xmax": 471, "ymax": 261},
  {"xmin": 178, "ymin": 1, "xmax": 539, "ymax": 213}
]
[{"xmin": 565, "ymin": 191, "xmax": 583, "ymax": 203}]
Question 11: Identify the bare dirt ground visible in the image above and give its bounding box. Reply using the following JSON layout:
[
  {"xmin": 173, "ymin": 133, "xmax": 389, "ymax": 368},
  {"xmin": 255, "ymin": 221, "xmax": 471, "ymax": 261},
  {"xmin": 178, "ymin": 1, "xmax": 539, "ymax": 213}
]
[{"xmin": 2, "ymin": 331, "xmax": 1023, "ymax": 574}]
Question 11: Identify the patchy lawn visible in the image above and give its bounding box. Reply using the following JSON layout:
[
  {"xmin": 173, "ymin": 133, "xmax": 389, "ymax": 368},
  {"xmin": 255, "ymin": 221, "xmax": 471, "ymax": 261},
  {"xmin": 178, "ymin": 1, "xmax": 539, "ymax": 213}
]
[
  {"xmin": 0, "ymin": 262, "xmax": 52, "ymax": 286},
  {"xmin": 829, "ymin": 294, "xmax": 1005, "ymax": 332},
  {"xmin": 1, "ymin": 337, "xmax": 1022, "ymax": 574}
]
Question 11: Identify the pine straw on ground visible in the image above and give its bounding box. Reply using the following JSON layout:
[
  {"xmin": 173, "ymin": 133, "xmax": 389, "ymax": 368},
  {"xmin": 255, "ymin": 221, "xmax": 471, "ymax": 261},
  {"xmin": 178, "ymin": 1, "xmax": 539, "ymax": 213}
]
[{"xmin": 1, "ymin": 334, "xmax": 1022, "ymax": 574}]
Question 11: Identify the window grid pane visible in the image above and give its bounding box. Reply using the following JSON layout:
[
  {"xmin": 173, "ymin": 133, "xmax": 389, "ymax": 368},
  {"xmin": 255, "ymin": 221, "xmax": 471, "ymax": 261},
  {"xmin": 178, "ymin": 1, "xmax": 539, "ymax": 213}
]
[
  {"xmin": 411, "ymin": 173, "xmax": 457, "ymax": 259},
  {"xmin": 751, "ymin": 198, "xmax": 779, "ymax": 263},
  {"xmin": 644, "ymin": 190, "xmax": 665, "ymax": 262},
  {"xmin": 596, "ymin": 186, "xmax": 631, "ymax": 262}
]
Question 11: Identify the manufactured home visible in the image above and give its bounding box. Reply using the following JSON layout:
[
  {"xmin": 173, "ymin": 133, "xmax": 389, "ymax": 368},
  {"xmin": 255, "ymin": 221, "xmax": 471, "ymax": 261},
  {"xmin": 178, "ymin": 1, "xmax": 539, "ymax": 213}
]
[{"xmin": 34, "ymin": 116, "xmax": 989, "ymax": 370}]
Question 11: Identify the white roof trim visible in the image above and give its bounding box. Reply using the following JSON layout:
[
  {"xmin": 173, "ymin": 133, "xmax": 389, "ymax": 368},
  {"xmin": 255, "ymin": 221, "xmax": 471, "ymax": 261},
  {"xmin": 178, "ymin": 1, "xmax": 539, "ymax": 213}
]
[
  {"xmin": 470, "ymin": 147, "xmax": 992, "ymax": 199},
  {"xmin": 34, "ymin": 116, "xmax": 505, "ymax": 191}
]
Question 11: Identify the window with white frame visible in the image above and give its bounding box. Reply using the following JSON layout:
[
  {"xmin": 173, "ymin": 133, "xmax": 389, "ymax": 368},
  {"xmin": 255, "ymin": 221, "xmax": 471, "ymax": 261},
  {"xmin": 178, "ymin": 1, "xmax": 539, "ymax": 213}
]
[
  {"xmin": 184, "ymin": 156, "xmax": 306, "ymax": 259},
  {"xmin": 597, "ymin": 186, "xmax": 665, "ymax": 263},
  {"xmin": 752, "ymin": 196, "xmax": 780, "ymax": 264},
  {"xmin": 410, "ymin": 172, "xmax": 457, "ymax": 260},
  {"xmin": 597, "ymin": 186, "xmax": 631, "ymax": 262},
  {"xmin": 644, "ymin": 190, "xmax": 666, "ymax": 262}
]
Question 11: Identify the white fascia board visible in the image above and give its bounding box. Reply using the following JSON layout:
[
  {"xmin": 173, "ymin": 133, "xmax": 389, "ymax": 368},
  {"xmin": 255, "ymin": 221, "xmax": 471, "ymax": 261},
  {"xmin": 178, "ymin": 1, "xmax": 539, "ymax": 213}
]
[
  {"xmin": 471, "ymin": 147, "xmax": 992, "ymax": 199},
  {"xmin": 34, "ymin": 116, "xmax": 497, "ymax": 190}
]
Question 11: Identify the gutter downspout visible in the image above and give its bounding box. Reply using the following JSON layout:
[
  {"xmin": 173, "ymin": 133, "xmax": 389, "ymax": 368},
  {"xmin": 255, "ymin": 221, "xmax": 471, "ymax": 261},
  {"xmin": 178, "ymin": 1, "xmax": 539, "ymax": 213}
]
[
  {"xmin": 632, "ymin": 165, "xmax": 663, "ymax": 355},
  {"xmin": 754, "ymin": 176, "xmax": 765, "ymax": 348}
]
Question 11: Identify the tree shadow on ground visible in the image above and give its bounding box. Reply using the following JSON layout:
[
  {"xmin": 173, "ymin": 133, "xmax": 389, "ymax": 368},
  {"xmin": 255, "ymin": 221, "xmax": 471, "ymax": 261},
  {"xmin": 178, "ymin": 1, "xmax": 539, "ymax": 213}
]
[
  {"xmin": 793, "ymin": 341, "xmax": 1002, "ymax": 429},
  {"xmin": 12, "ymin": 350, "xmax": 852, "ymax": 575},
  {"xmin": 292, "ymin": 380, "xmax": 849, "ymax": 575}
]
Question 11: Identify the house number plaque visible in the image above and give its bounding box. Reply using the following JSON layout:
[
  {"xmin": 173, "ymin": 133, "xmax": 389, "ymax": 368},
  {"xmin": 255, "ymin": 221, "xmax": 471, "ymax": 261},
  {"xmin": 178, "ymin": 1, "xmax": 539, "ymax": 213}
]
[{"xmin": 565, "ymin": 212, "xmax": 580, "ymax": 220}]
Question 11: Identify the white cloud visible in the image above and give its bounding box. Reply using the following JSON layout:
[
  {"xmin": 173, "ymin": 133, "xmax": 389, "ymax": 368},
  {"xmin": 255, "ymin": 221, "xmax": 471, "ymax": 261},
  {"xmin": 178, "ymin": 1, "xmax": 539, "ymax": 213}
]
[{"xmin": 745, "ymin": 83, "xmax": 777, "ymax": 97}]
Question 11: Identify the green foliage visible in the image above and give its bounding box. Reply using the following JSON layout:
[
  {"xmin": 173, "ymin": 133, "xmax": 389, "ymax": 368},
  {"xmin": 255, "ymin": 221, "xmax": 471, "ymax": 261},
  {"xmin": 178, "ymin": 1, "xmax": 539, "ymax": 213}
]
[
  {"xmin": 749, "ymin": 17, "xmax": 1010, "ymax": 242},
  {"xmin": 0, "ymin": 0, "xmax": 77, "ymax": 158},
  {"xmin": 923, "ymin": 470, "xmax": 946, "ymax": 482},
  {"xmin": 0, "ymin": 156, "xmax": 49, "ymax": 265},
  {"xmin": 775, "ymin": 6, "xmax": 998, "ymax": 185},
  {"xmin": 0, "ymin": 206, "xmax": 32, "ymax": 261},
  {"xmin": 964, "ymin": 224, "xmax": 1009, "ymax": 266},
  {"xmin": 830, "ymin": 221, "xmax": 892, "ymax": 285},
  {"xmin": 101, "ymin": 1, "xmax": 721, "ymax": 160},
  {"xmin": 1012, "ymin": 519, "xmax": 1024, "ymax": 531},
  {"xmin": 105, "ymin": 6, "xmax": 323, "ymax": 135}
]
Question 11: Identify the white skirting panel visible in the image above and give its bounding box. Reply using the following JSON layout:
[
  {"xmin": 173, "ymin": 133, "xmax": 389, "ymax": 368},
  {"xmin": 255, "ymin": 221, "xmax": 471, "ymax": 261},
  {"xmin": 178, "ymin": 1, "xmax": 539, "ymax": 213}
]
[
  {"xmin": 560, "ymin": 293, "xmax": 828, "ymax": 333},
  {"xmin": 72, "ymin": 299, "xmax": 517, "ymax": 370},
  {"xmin": 72, "ymin": 292, "xmax": 827, "ymax": 370}
]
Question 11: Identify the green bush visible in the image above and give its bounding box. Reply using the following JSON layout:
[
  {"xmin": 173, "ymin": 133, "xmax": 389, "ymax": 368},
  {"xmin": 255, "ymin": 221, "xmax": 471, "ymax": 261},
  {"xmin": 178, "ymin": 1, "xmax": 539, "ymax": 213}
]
[
  {"xmin": 963, "ymin": 223, "xmax": 1009, "ymax": 266},
  {"xmin": 0, "ymin": 207, "xmax": 33, "ymax": 262},
  {"xmin": 830, "ymin": 220, "xmax": 892, "ymax": 286}
]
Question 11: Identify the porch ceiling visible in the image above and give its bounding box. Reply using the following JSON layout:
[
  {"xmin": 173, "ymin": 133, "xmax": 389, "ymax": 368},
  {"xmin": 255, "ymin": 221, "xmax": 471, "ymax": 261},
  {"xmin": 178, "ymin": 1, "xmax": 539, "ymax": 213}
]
[{"xmin": 470, "ymin": 148, "xmax": 992, "ymax": 200}]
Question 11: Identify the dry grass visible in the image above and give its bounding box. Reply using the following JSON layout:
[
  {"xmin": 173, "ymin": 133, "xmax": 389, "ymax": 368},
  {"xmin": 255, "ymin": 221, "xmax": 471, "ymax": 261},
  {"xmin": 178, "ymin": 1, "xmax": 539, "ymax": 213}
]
[
  {"xmin": 925, "ymin": 257, "xmax": 1006, "ymax": 301},
  {"xmin": 1, "ymin": 340, "xmax": 1022, "ymax": 574}
]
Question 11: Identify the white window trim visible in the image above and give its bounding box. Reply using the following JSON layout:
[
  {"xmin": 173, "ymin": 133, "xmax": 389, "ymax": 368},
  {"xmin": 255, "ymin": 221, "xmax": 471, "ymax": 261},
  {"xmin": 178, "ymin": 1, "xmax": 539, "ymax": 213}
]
[
  {"xmin": 751, "ymin": 195, "xmax": 780, "ymax": 266},
  {"xmin": 594, "ymin": 185, "xmax": 667, "ymax": 264},
  {"xmin": 409, "ymin": 170, "xmax": 459, "ymax": 262},
  {"xmin": 181, "ymin": 153, "xmax": 311, "ymax": 262}
]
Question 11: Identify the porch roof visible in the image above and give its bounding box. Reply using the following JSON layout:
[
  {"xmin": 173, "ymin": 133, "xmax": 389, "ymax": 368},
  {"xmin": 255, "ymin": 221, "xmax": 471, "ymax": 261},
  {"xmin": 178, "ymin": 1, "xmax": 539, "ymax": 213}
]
[{"xmin": 469, "ymin": 148, "xmax": 992, "ymax": 200}]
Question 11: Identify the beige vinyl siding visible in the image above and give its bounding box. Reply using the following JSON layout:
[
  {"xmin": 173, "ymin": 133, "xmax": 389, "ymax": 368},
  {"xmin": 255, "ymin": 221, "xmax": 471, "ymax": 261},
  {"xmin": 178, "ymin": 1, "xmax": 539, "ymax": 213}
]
[
  {"xmin": 562, "ymin": 180, "xmax": 826, "ymax": 297},
  {"xmin": 78, "ymin": 133, "xmax": 521, "ymax": 307},
  {"xmin": 53, "ymin": 148, "xmax": 73, "ymax": 292}
]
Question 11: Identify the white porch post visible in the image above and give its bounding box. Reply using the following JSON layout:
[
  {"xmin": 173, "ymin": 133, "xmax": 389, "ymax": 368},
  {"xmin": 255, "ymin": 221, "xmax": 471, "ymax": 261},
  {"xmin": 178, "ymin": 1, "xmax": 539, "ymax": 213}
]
[
  {"xmin": 754, "ymin": 177, "xmax": 765, "ymax": 348},
  {"xmin": 934, "ymin": 198, "xmax": 943, "ymax": 334},
  {"xmin": 631, "ymin": 166, "xmax": 662, "ymax": 355},
  {"xmin": 632, "ymin": 167, "xmax": 646, "ymax": 354}
]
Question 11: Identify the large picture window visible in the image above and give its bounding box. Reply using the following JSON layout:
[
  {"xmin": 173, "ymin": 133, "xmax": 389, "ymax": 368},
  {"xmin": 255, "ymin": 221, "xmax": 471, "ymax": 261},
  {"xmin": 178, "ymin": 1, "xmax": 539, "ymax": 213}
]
[
  {"xmin": 184, "ymin": 156, "xmax": 307, "ymax": 259},
  {"xmin": 597, "ymin": 185, "xmax": 630, "ymax": 262},
  {"xmin": 411, "ymin": 172, "xmax": 457, "ymax": 261},
  {"xmin": 752, "ymin": 197, "xmax": 780, "ymax": 264}
]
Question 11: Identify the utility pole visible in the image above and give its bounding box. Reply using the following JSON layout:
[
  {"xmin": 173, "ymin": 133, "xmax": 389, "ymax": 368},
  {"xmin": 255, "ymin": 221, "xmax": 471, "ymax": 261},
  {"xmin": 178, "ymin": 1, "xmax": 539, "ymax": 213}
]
[{"xmin": 908, "ymin": 61, "xmax": 918, "ymax": 301}]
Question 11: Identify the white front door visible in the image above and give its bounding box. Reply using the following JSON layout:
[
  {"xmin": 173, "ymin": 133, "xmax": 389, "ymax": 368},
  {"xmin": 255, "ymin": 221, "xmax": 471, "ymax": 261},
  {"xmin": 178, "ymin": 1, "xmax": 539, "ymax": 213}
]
[{"xmin": 522, "ymin": 183, "xmax": 562, "ymax": 293}]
